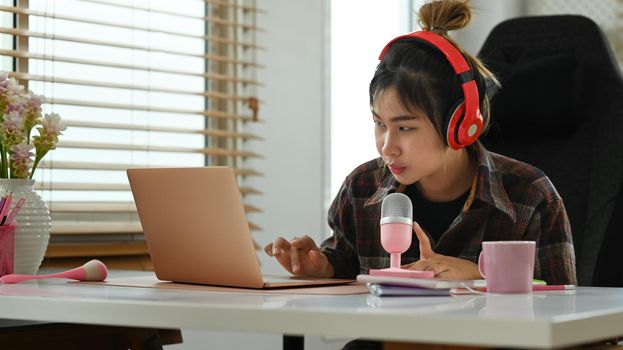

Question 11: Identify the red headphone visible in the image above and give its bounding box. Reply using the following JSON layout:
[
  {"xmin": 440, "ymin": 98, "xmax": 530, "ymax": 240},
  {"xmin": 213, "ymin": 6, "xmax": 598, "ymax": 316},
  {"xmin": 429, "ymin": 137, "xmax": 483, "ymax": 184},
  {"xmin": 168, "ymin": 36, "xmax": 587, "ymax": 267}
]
[{"xmin": 378, "ymin": 31, "xmax": 482, "ymax": 150}]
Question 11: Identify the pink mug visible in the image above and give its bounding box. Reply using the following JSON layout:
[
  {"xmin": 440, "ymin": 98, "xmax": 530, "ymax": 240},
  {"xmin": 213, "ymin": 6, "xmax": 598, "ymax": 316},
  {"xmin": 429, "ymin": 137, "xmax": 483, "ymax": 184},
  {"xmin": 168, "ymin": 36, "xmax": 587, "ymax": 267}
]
[{"xmin": 478, "ymin": 241, "xmax": 536, "ymax": 294}]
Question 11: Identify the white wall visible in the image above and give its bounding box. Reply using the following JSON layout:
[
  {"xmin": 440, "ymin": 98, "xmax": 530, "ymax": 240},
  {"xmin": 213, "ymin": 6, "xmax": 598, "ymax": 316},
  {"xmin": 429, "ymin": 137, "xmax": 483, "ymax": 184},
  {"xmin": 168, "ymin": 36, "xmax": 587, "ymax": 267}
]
[
  {"xmin": 330, "ymin": 0, "xmax": 414, "ymax": 199},
  {"xmin": 455, "ymin": 0, "xmax": 523, "ymax": 53},
  {"xmin": 245, "ymin": 0, "xmax": 331, "ymax": 276}
]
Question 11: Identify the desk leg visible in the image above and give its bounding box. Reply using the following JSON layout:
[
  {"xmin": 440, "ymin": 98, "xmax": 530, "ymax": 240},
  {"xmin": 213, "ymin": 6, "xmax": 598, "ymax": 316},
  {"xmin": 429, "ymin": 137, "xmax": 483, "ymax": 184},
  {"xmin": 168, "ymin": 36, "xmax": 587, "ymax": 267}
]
[{"xmin": 283, "ymin": 334, "xmax": 304, "ymax": 350}]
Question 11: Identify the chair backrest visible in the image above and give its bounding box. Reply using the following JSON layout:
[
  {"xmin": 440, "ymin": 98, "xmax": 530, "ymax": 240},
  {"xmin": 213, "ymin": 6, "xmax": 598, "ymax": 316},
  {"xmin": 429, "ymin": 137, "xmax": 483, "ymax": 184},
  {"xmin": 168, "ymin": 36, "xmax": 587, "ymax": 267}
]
[{"xmin": 478, "ymin": 15, "xmax": 623, "ymax": 286}]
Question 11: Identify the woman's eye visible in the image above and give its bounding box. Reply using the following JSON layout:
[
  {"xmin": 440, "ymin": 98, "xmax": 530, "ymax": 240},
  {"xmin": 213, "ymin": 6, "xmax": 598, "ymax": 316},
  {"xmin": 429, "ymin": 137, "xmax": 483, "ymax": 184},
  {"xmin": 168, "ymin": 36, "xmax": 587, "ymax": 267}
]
[
  {"xmin": 399, "ymin": 126, "xmax": 413, "ymax": 132},
  {"xmin": 374, "ymin": 120, "xmax": 385, "ymax": 128}
]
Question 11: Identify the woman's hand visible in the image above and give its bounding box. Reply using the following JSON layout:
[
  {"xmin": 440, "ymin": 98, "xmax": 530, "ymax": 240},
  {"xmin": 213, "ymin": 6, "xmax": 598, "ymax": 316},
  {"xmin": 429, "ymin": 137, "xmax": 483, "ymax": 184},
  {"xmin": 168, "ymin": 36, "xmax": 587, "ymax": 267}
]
[
  {"xmin": 404, "ymin": 222, "xmax": 482, "ymax": 280},
  {"xmin": 264, "ymin": 235, "xmax": 334, "ymax": 278}
]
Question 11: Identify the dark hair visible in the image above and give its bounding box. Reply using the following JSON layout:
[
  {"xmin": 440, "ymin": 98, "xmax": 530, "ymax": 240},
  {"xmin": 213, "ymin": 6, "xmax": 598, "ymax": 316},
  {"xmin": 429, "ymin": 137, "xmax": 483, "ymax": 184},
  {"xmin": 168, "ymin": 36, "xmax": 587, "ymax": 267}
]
[{"xmin": 369, "ymin": 0, "xmax": 499, "ymax": 145}]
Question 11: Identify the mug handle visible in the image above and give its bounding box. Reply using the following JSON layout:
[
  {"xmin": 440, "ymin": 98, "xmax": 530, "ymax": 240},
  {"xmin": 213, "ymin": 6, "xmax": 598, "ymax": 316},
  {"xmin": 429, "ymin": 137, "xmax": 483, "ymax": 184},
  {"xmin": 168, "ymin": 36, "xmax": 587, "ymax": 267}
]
[{"xmin": 478, "ymin": 251, "xmax": 486, "ymax": 278}]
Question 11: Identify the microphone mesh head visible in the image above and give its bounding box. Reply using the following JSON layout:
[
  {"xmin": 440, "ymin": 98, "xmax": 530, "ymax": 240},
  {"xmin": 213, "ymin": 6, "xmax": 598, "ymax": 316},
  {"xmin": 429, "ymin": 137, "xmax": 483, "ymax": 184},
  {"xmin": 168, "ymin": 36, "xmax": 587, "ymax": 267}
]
[{"xmin": 381, "ymin": 192, "xmax": 412, "ymax": 220}]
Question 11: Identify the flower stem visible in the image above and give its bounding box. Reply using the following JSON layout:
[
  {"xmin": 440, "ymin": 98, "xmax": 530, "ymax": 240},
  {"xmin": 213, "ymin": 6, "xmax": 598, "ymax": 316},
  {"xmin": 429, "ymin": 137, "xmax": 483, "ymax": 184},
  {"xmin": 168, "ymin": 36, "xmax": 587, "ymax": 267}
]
[
  {"xmin": 29, "ymin": 153, "xmax": 44, "ymax": 179},
  {"xmin": 0, "ymin": 144, "xmax": 7, "ymax": 178}
]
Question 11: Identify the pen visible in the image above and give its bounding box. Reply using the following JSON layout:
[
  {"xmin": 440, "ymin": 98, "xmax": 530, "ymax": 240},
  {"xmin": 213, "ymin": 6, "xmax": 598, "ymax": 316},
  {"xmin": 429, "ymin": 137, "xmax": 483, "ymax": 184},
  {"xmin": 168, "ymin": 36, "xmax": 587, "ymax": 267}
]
[
  {"xmin": 5, "ymin": 197, "xmax": 25, "ymax": 225},
  {"xmin": 0, "ymin": 194, "xmax": 12, "ymax": 225},
  {"xmin": 0, "ymin": 193, "xmax": 7, "ymax": 216},
  {"xmin": 450, "ymin": 284, "xmax": 576, "ymax": 294},
  {"xmin": 531, "ymin": 284, "xmax": 575, "ymax": 291}
]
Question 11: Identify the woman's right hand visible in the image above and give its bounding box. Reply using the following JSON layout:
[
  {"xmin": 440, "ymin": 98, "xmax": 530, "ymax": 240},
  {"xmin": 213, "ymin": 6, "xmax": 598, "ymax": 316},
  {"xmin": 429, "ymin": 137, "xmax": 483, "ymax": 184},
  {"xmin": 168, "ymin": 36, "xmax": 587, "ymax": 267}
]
[{"xmin": 264, "ymin": 235, "xmax": 334, "ymax": 278}]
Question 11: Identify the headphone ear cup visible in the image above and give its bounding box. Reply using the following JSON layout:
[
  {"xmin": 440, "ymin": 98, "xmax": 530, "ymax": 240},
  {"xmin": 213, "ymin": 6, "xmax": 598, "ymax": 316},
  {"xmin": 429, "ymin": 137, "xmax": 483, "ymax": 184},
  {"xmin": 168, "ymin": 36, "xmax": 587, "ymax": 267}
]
[{"xmin": 445, "ymin": 100, "xmax": 466, "ymax": 150}]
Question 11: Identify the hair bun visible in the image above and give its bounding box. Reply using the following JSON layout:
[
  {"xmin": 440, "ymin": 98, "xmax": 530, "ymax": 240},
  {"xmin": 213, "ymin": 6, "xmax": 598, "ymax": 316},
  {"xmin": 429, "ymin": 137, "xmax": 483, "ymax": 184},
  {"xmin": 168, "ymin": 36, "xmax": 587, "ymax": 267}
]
[{"xmin": 418, "ymin": 0, "xmax": 472, "ymax": 34}]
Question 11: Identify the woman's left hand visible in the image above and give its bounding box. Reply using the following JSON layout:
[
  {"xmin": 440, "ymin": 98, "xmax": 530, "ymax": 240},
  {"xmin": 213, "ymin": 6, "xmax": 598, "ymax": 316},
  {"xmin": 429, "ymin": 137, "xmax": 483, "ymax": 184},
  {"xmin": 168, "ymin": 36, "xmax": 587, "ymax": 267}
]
[{"xmin": 403, "ymin": 222, "xmax": 482, "ymax": 280}]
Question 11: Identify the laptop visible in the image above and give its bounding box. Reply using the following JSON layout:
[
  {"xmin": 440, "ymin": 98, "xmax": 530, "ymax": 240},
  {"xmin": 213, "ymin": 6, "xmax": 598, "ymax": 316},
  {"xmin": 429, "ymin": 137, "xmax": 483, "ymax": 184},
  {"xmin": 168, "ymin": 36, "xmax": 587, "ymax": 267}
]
[{"xmin": 127, "ymin": 167, "xmax": 353, "ymax": 289}]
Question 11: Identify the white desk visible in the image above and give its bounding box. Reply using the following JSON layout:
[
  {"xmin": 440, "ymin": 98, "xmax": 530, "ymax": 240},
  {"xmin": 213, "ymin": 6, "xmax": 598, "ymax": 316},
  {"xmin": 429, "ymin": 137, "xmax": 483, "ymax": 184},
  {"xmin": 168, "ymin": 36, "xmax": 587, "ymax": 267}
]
[{"xmin": 0, "ymin": 279, "xmax": 622, "ymax": 349}]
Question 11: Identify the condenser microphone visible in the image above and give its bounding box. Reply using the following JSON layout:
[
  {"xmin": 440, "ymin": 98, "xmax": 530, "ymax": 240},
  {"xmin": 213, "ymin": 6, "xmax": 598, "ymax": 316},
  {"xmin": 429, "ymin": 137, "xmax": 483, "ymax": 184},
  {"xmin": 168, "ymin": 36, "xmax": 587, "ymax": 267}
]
[
  {"xmin": 368, "ymin": 192, "xmax": 434, "ymax": 278},
  {"xmin": 380, "ymin": 192, "xmax": 413, "ymax": 226}
]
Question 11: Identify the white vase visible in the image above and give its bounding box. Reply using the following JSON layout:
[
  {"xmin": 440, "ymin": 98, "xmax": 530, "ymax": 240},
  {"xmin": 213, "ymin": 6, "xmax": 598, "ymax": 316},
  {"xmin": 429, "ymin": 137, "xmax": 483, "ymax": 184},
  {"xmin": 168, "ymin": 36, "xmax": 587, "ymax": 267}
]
[{"xmin": 0, "ymin": 179, "xmax": 51, "ymax": 274}]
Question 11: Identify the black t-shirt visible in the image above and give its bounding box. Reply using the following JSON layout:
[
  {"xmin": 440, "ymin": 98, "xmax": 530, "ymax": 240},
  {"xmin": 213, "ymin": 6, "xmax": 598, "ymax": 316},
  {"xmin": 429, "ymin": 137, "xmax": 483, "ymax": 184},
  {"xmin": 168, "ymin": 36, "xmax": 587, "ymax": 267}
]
[{"xmin": 403, "ymin": 184, "xmax": 470, "ymax": 244}]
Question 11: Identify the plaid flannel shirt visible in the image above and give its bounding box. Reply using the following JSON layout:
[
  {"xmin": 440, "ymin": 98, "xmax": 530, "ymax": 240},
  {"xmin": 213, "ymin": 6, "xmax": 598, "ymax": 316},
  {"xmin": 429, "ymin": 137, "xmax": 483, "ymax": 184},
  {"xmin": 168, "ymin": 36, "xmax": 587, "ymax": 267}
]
[{"xmin": 320, "ymin": 142, "xmax": 577, "ymax": 285}]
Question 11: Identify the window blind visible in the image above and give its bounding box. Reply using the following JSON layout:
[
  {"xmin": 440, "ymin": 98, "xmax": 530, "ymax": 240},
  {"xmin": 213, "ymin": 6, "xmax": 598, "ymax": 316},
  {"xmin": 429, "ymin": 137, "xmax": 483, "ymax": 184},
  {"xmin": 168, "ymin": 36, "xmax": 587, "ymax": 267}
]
[{"xmin": 0, "ymin": 0, "xmax": 263, "ymax": 266}]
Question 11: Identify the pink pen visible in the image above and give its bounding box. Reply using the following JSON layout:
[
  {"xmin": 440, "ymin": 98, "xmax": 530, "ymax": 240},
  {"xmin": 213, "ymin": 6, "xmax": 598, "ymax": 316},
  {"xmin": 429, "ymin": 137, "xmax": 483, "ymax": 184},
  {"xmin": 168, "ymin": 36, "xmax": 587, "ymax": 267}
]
[
  {"xmin": 0, "ymin": 192, "xmax": 8, "ymax": 217},
  {"xmin": 5, "ymin": 197, "xmax": 25, "ymax": 225},
  {"xmin": 532, "ymin": 284, "xmax": 575, "ymax": 291},
  {"xmin": 0, "ymin": 194, "xmax": 12, "ymax": 225}
]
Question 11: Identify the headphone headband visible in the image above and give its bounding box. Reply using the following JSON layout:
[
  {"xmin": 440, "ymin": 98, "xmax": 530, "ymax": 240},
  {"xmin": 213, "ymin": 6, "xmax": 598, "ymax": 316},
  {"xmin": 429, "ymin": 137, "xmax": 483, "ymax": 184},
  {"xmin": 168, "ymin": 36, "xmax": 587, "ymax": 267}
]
[{"xmin": 378, "ymin": 31, "xmax": 482, "ymax": 149}]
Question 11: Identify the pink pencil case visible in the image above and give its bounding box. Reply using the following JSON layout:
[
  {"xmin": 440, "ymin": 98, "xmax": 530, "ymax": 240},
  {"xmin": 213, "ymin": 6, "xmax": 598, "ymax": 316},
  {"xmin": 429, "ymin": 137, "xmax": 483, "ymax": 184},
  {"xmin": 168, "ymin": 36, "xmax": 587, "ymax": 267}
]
[{"xmin": 0, "ymin": 225, "xmax": 15, "ymax": 277}]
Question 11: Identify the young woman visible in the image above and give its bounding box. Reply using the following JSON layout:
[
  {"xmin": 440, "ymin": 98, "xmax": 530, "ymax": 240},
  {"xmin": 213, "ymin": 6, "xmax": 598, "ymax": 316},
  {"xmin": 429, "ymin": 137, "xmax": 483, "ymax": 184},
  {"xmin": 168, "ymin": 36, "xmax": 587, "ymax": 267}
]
[{"xmin": 265, "ymin": 0, "xmax": 576, "ymax": 286}]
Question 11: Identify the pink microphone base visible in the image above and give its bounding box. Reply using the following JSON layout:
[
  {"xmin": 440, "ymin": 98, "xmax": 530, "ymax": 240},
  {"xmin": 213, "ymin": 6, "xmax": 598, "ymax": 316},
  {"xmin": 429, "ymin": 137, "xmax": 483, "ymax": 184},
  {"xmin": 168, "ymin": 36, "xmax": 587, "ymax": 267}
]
[{"xmin": 369, "ymin": 268, "xmax": 434, "ymax": 279}]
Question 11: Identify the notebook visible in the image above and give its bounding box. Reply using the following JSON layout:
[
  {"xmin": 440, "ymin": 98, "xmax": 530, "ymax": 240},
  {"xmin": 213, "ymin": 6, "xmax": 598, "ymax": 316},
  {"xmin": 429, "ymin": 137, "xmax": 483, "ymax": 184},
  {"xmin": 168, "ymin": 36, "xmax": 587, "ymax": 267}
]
[
  {"xmin": 366, "ymin": 283, "xmax": 452, "ymax": 296},
  {"xmin": 357, "ymin": 274, "xmax": 478, "ymax": 289},
  {"xmin": 127, "ymin": 167, "xmax": 353, "ymax": 289}
]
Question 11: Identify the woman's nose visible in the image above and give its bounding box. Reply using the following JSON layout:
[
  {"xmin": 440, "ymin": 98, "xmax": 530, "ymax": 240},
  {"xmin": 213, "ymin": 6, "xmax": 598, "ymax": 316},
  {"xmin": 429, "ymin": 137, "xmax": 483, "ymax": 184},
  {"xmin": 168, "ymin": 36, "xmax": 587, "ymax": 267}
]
[{"xmin": 381, "ymin": 131, "xmax": 399, "ymax": 157}]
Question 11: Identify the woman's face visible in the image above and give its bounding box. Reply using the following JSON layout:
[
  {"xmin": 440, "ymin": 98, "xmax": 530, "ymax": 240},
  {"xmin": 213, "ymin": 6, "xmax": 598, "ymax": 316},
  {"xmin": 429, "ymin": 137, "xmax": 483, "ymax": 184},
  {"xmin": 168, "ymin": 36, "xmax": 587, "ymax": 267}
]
[{"xmin": 372, "ymin": 87, "xmax": 447, "ymax": 185}]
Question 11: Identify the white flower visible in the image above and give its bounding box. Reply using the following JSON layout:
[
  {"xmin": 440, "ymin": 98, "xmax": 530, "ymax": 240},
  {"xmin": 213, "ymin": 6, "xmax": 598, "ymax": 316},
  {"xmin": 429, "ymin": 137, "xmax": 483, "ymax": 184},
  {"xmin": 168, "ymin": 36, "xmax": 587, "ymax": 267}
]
[
  {"xmin": 0, "ymin": 74, "xmax": 17, "ymax": 97},
  {"xmin": 40, "ymin": 113, "xmax": 67, "ymax": 137},
  {"xmin": 25, "ymin": 91, "xmax": 43, "ymax": 109},
  {"xmin": 2, "ymin": 111, "xmax": 23, "ymax": 132},
  {"xmin": 10, "ymin": 142, "xmax": 34, "ymax": 161},
  {"xmin": 33, "ymin": 112, "xmax": 66, "ymax": 163},
  {"xmin": 10, "ymin": 142, "xmax": 34, "ymax": 179},
  {"xmin": 0, "ymin": 76, "xmax": 66, "ymax": 179},
  {"xmin": 0, "ymin": 111, "xmax": 25, "ymax": 147},
  {"xmin": 7, "ymin": 78, "xmax": 22, "ymax": 96}
]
